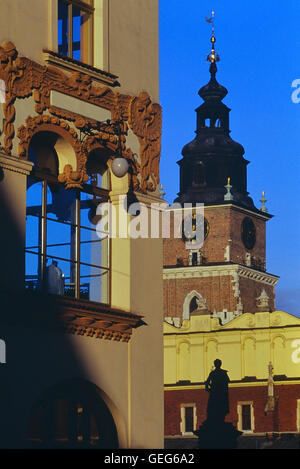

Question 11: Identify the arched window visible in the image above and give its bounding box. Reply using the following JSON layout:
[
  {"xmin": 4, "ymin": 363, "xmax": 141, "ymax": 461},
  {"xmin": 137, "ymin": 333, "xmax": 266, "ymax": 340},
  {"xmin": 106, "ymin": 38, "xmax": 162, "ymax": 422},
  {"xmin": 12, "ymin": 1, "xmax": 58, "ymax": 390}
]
[
  {"xmin": 182, "ymin": 290, "xmax": 206, "ymax": 320},
  {"xmin": 189, "ymin": 296, "xmax": 199, "ymax": 314},
  {"xmin": 25, "ymin": 131, "xmax": 110, "ymax": 304},
  {"xmin": 27, "ymin": 380, "xmax": 119, "ymax": 449}
]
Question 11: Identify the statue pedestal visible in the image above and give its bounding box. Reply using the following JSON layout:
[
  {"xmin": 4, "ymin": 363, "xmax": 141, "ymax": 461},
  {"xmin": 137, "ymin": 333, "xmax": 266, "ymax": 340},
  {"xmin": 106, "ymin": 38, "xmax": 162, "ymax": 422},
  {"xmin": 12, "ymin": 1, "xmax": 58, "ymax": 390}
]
[{"xmin": 193, "ymin": 419, "xmax": 242, "ymax": 449}]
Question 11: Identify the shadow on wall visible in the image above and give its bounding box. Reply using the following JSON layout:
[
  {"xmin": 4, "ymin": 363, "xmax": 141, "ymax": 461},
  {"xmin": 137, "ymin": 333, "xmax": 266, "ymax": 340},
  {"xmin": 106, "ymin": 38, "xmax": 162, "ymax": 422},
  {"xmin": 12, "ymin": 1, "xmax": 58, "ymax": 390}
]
[{"xmin": 0, "ymin": 166, "xmax": 121, "ymax": 449}]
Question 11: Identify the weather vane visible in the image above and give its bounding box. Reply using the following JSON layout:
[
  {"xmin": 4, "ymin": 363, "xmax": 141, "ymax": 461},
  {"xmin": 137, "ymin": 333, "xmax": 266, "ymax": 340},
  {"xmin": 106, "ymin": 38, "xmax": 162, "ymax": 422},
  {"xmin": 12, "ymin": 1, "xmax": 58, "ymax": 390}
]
[
  {"xmin": 205, "ymin": 10, "xmax": 219, "ymax": 64},
  {"xmin": 205, "ymin": 10, "xmax": 215, "ymax": 33}
]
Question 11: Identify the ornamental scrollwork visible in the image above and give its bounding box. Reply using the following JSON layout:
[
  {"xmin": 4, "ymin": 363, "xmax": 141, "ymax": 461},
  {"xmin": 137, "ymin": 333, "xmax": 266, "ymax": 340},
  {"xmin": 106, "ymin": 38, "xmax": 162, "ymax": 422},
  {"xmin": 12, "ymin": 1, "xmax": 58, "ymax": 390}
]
[
  {"xmin": 0, "ymin": 41, "xmax": 162, "ymax": 192},
  {"xmin": 128, "ymin": 92, "xmax": 162, "ymax": 191}
]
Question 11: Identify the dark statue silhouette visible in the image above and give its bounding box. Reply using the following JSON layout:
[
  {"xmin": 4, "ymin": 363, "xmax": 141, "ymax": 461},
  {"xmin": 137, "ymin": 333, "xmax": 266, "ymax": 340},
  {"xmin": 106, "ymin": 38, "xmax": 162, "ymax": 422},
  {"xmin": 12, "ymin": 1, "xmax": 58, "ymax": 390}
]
[
  {"xmin": 193, "ymin": 359, "xmax": 242, "ymax": 449},
  {"xmin": 205, "ymin": 359, "xmax": 229, "ymax": 421}
]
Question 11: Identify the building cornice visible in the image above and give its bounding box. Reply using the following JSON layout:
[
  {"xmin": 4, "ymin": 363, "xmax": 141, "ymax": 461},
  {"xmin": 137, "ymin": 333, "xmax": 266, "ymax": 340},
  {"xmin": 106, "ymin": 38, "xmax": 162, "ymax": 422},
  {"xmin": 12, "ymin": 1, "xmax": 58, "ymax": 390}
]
[
  {"xmin": 0, "ymin": 152, "xmax": 34, "ymax": 175},
  {"xmin": 0, "ymin": 290, "xmax": 145, "ymax": 343},
  {"xmin": 165, "ymin": 202, "xmax": 272, "ymax": 220},
  {"xmin": 203, "ymin": 202, "xmax": 273, "ymax": 220},
  {"xmin": 164, "ymin": 322, "xmax": 300, "ymax": 336},
  {"xmin": 163, "ymin": 263, "xmax": 279, "ymax": 286},
  {"xmin": 43, "ymin": 49, "xmax": 120, "ymax": 87},
  {"xmin": 164, "ymin": 378, "xmax": 300, "ymax": 391}
]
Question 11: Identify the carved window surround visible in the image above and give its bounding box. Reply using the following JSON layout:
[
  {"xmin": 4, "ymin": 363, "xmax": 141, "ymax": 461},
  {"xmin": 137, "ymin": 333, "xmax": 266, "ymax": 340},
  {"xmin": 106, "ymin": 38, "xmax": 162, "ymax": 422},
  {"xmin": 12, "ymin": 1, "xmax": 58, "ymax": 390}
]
[
  {"xmin": 0, "ymin": 41, "xmax": 161, "ymax": 193},
  {"xmin": 43, "ymin": 49, "xmax": 120, "ymax": 87}
]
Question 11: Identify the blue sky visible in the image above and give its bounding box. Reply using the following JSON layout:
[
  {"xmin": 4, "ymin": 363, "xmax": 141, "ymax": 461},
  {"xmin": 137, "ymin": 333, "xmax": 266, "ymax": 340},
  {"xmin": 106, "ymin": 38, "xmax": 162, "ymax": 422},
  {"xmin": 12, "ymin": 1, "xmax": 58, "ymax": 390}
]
[{"xmin": 159, "ymin": 0, "xmax": 300, "ymax": 315}]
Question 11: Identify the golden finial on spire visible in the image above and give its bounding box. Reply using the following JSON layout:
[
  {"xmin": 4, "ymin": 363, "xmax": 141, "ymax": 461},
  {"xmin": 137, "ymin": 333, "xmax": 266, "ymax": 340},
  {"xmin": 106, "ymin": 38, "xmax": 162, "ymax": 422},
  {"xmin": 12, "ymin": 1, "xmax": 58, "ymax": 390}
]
[
  {"xmin": 205, "ymin": 10, "xmax": 219, "ymax": 64},
  {"xmin": 159, "ymin": 184, "xmax": 165, "ymax": 199},
  {"xmin": 260, "ymin": 190, "xmax": 268, "ymax": 213}
]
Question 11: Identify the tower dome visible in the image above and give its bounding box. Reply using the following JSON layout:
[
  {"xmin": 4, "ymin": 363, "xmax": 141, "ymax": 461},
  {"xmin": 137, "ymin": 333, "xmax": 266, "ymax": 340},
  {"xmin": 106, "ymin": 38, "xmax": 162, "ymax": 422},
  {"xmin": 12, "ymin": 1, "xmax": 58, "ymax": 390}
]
[{"xmin": 175, "ymin": 29, "xmax": 254, "ymax": 208}]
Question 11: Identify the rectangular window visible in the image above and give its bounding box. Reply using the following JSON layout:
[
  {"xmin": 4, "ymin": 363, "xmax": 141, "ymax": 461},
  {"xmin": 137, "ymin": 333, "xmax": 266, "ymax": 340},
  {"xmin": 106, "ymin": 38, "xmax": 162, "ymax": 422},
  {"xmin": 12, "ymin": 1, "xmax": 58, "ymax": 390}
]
[
  {"xmin": 58, "ymin": 0, "xmax": 94, "ymax": 64},
  {"xmin": 237, "ymin": 402, "xmax": 254, "ymax": 432},
  {"xmin": 241, "ymin": 404, "xmax": 251, "ymax": 431},
  {"xmin": 185, "ymin": 407, "xmax": 194, "ymax": 433},
  {"xmin": 25, "ymin": 177, "xmax": 110, "ymax": 304},
  {"xmin": 180, "ymin": 404, "xmax": 197, "ymax": 435},
  {"xmin": 297, "ymin": 400, "xmax": 300, "ymax": 432}
]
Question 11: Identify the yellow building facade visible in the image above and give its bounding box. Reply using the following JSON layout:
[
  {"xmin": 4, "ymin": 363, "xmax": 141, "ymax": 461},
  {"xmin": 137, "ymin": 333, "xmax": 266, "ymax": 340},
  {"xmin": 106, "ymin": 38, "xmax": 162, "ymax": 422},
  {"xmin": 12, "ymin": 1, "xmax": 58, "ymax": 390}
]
[
  {"xmin": 164, "ymin": 310, "xmax": 300, "ymax": 385},
  {"xmin": 164, "ymin": 310, "xmax": 300, "ymax": 436}
]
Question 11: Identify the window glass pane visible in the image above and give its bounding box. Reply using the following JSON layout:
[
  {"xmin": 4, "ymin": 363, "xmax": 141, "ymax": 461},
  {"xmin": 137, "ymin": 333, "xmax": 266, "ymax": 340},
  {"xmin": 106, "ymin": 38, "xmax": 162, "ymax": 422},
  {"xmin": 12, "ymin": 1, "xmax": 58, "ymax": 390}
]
[
  {"xmin": 26, "ymin": 175, "xmax": 110, "ymax": 304},
  {"xmin": 25, "ymin": 252, "xmax": 40, "ymax": 292},
  {"xmin": 26, "ymin": 181, "xmax": 43, "ymax": 291},
  {"xmin": 26, "ymin": 181, "xmax": 42, "ymax": 254},
  {"xmin": 58, "ymin": 0, "xmax": 69, "ymax": 56},
  {"xmin": 241, "ymin": 404, "xmax": 251, "ymax": 430},
  {"xmin": 185, "ymin": 407, "xmax": 194, "ymax": 433},
  {"xmin": 72, "ymin": 7, "xmax": 82, "ymax": 60},
  {"xmin": 80, "ymin": 192, "xmax": 109, "ymax": 303},
  {"xmin": 79, "ymin": 264, "xmax": 109, "ymax": 303},
  {"xmin": 46, "ymin": 186, "xmax": 77, "ymax": 297},
  {"xmin": 80, "ymin": 226, "xmax": 103, "ymax": 266},
  {"xmin": 46, "ymin": 219, "xmax": 73, "ymax": 262}
]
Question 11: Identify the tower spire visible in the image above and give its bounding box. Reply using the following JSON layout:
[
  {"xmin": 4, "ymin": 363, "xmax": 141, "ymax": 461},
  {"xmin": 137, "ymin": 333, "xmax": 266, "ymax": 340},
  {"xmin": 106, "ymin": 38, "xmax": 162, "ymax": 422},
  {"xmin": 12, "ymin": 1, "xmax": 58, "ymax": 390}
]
[
  {"xmin": 205, "ymin": 11, "xmax": 219, "ymax": 65},
  {"xmin": 199, "ymin": 11, "xmax": 226, "ymax": 101}
]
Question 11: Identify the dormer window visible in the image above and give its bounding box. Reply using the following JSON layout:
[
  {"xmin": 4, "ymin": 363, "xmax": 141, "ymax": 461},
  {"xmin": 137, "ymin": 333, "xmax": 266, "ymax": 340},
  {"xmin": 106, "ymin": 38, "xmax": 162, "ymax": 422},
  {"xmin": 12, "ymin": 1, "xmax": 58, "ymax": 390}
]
[{"xmin": 58, "ymin": 0, "xmax": 94, "ymax": 64}]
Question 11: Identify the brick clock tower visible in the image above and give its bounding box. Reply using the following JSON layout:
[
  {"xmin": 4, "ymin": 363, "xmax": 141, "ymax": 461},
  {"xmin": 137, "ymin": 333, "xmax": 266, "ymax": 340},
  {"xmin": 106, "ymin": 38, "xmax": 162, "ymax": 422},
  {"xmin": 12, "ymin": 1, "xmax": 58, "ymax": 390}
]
[{"xmin": 163, "ymin": 33, "xmax": 279, "ymax": 326}]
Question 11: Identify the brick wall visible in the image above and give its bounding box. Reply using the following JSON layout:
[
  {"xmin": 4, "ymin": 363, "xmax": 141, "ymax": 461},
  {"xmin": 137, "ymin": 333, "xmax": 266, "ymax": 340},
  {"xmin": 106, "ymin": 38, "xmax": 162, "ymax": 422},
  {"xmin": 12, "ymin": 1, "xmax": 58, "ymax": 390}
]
[
  {"xmin": 164, "ymin": 384, "xmax": 300, "ymax": 435},
  {"xmin": 163, "ymin": 206, "xmax": 267, "ymax": 268},
  {"xmin": 239, "ymin": 277, "xmax": 275, "ymax": 313},
  {"xmin": 163, "ymin": 272, "xmax": 275, "ymax": 319},
  {"xmin": 163, "ymin": 274, "xmax": 237, "ymax": 319}
]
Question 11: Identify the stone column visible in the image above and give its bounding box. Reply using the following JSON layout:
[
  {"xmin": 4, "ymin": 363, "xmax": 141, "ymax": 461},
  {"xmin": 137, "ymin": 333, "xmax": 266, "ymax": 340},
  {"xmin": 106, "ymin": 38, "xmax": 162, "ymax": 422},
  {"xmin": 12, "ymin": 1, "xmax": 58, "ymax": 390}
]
[{"xmin": 0, "ymin": 153, "xmax": 33, "ymax": 292}]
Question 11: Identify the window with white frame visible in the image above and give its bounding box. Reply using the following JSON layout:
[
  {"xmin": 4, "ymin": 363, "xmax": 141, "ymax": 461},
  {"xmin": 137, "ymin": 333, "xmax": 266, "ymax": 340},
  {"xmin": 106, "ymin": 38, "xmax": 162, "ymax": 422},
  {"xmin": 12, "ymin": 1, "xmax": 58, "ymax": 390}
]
[
  {"xmin": 180, "ymin": 404, "xmax": 197, "ymax": 435},
  {"xmin": 237, "ymin": 402, "xmax": 254, "ymax": 432}
]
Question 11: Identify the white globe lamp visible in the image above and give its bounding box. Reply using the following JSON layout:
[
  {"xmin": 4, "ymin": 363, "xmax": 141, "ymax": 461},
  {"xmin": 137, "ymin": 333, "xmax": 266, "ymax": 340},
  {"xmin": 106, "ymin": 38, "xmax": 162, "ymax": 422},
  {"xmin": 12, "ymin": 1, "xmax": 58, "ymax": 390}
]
[{"xmin": 111, "ymin": 156, "xmax": 129, "ymax": 178}]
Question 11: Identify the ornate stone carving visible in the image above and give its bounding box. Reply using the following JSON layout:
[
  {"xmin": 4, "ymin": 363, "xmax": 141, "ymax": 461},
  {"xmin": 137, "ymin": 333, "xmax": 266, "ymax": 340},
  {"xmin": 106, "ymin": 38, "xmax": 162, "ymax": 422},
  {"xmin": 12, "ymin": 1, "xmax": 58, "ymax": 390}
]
[
  {"xmin": 256, "ymin": 288, "xmax": 270, "ymax": 311},
  {"xmin": 57, "ymin": 163, "xmax": 89, "ymax": 189},
  {"xmin": 17, "ymin": 114, "xmax": 89, "ymax": 188},
  {"xmin": 55, "ymin": 295, "xmax": 144, "ymax": 342},
  {"xmin": 0, "ymin": 42, "xmax": 162, "ymax": 192},
  {"xmin": 0, "ymin": 290, "xmax": 144, "ymax": 343},
  {"xmin": 0, "ymin": 42, "xmax": 26, "ymax": 154},
  {"xmin": 128, "ymin": 91, "xmax": 162, "ymax": 191}
]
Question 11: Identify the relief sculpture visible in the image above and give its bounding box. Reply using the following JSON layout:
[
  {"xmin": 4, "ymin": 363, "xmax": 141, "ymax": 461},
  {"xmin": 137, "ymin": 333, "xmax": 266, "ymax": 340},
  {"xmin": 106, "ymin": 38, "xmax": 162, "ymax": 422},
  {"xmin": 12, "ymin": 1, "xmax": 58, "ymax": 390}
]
[{"xmin": 0, "ymin": 42, "xmax": 162, "ymax": 192}]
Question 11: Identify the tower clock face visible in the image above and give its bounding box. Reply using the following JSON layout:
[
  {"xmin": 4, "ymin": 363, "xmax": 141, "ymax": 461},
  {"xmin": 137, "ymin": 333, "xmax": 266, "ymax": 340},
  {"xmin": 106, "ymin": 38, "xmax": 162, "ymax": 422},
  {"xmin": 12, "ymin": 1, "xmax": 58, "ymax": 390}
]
[
  {"xmin": 181, "ymin": 214, "xmax": 209, "ymax": 242},
  {"xmin": 241, "ymin": 217, "xmax": 256, "ymax": 250}
]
